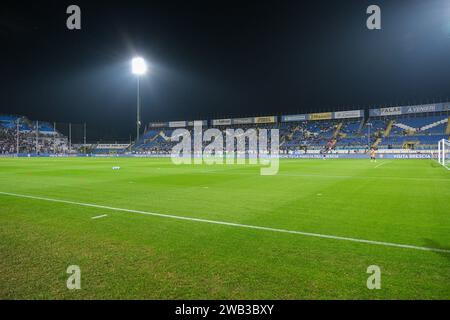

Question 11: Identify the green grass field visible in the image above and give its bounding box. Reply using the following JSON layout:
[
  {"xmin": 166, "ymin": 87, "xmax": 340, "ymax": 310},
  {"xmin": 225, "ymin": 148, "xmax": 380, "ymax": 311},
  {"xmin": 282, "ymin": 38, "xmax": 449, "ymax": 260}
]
[{"xmin": 0, "ymin": 157, "xmax": 449, "ymax": 299}]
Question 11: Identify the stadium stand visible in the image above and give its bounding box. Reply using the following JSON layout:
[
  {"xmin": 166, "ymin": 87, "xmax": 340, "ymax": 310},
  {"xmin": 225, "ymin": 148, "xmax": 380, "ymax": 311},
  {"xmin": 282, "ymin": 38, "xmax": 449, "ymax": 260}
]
[
  {"xmin": 132, "ymin": 113, "xmax": 449, "ymax": 154},
  {"xmin": 91, "ymin": 143, "xmax": 131, "ymax": 154},
  {"xmin": 2, "ymin": 104, "xmax": 449, "ymax": 155},
  {"xmin": 134, "ymin": 129, "xmax": 176, "ymax": 153},
  {"xmin": 376, "ymin": 114, "xmax": 449, "ymax": 149},
  {"xmin": 0, "ymin": 115, "xmax": 69, "ymax": 154}
]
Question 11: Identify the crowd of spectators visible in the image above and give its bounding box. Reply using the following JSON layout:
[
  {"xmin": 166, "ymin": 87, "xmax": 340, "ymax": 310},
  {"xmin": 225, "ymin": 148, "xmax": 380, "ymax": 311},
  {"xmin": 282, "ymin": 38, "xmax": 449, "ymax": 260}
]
[{"xmin": 0, "ymin": 125, "xmax": 68, "ymax": 154}]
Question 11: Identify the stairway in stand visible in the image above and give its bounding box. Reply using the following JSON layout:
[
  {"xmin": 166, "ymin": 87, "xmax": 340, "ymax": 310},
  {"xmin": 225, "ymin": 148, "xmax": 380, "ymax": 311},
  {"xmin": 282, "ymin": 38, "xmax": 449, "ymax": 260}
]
[{"xmin": 384, "ymin": 120, "xmax": 394, "ymax": 137}]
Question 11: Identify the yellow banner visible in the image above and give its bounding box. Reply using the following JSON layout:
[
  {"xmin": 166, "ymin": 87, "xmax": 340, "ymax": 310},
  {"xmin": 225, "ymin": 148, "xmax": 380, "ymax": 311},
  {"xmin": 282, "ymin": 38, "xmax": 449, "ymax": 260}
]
[
  {"xmin": 309, "ymin": 112, "xmax": 332, "ymax": 120},
  {"xmin": 254, "ymin": 116, "xmax": 276, "ymax": 124}
]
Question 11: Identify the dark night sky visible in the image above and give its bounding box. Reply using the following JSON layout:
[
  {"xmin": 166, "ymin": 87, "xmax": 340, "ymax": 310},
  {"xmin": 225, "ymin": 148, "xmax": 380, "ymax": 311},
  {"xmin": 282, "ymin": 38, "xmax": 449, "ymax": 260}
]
[{"xmin": 1, "ymin": 0, "xmax": 450, "ymax": 141}]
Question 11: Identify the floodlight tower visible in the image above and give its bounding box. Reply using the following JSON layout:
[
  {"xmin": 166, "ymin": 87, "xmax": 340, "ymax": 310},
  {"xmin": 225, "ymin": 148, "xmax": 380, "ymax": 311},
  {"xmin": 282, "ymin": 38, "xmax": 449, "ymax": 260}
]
[{"xmin": 131, "ymin": 57, "xmax": 148, "ymax": 144}]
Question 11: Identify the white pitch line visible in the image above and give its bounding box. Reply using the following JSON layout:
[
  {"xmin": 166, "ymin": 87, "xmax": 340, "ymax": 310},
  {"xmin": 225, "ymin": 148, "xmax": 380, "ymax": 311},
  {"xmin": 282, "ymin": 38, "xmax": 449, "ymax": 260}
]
[
  {"xmin": 374, "ymin": 161, "xmax": 391, "ymax": 168},
  {"xmin": 91, "ymin": 214, "xmax": 108, "ymax": 220},
  {"xmin": 0, "ymin": 191, "xmax": 449, "ymax": 254},
  {"xmin": 193, "ymin": 171, "xmax": 450, "ymax": 182}
]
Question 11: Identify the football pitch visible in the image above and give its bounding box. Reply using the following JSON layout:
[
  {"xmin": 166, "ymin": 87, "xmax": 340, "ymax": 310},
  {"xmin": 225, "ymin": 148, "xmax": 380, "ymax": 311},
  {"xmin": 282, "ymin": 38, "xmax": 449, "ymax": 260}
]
[{"xmin": 0, "ymin": 157, "xmax": 449, "ymax": 299}]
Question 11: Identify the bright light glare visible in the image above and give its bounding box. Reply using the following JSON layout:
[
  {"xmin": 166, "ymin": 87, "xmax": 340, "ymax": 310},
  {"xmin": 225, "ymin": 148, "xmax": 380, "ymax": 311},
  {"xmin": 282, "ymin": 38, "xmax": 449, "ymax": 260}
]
[{"xmin": 131, "ymin": 57, "xmax": 147, "ymax": 75}]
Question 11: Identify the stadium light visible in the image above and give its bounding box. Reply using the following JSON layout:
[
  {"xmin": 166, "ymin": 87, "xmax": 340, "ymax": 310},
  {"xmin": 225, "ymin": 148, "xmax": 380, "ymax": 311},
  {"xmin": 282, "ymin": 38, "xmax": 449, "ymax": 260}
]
[
  {"xmin": 131, "ymin": 57, "xmax": 148, "ymax": 143},
  {"xmin": 131, "ymin": 57, "xmax": 147, "ymax": 75}
]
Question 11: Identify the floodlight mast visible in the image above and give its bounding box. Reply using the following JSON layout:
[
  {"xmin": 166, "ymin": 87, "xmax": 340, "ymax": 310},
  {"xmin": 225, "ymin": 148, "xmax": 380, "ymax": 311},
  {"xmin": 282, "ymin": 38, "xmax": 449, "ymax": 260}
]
[
  {"xmin": 136, "ymin": 76, "xmax": 140, "ymax": 143},
  {"xmin": 131, "ymin": 57, "xmax": 147, "ymax": 144}
]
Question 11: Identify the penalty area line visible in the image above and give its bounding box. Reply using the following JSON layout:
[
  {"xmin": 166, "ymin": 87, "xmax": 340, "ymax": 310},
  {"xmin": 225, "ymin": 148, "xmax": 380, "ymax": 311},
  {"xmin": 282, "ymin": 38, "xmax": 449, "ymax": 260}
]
[{"xmin": 0, "ymin": 191, "xmax": 449, "ymax": 254}]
